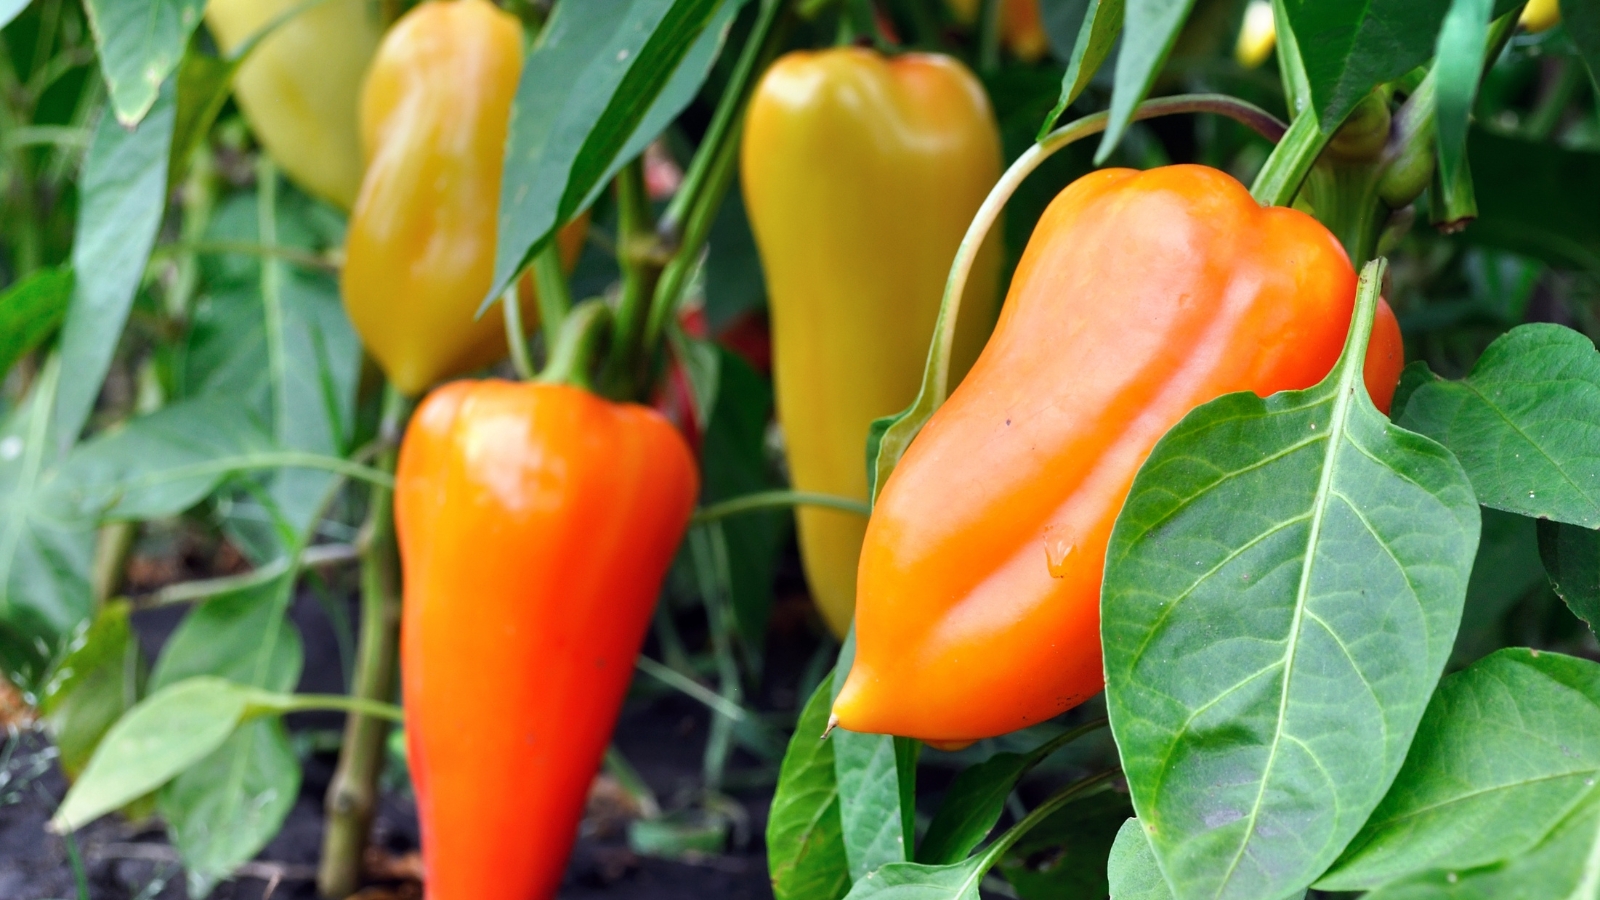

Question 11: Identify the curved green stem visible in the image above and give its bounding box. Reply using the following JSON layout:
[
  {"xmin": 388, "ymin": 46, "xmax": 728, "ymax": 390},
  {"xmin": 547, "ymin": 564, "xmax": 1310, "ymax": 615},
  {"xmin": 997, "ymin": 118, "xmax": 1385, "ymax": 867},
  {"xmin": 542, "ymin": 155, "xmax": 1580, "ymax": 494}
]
[
  {"xmin": 500, "ymin": 284, "xmax": 536, "ymax": 381},
  {"xmin": 871, "ymin": 94, "xmax": 1287, "ymax": 499},
  {"xmin": 539, "ymin": 298, "xmax": 612, "ymax": 389},
  {"xmin": 257, "ymin": 693, "xmax": 405, "ymax": 724},
  {"xmin": 692, "ymin": 490, "xmax": 872, "ymax": 525},
  {"xmin": 531, "ymin": 239, "xmax": 573, "ymax": 351},
  {"xmin": 978, "ymin": 768, "xmax": 1121, "ymax": 866}
]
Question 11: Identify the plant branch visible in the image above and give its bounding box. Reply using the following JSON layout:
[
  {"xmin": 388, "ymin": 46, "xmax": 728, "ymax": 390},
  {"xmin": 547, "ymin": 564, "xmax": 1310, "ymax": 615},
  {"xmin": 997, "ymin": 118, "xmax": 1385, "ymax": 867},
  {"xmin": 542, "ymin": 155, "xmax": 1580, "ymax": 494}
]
[{"xmin": 692, "ymin": 490, "xmax": 872, "ymax": 524}]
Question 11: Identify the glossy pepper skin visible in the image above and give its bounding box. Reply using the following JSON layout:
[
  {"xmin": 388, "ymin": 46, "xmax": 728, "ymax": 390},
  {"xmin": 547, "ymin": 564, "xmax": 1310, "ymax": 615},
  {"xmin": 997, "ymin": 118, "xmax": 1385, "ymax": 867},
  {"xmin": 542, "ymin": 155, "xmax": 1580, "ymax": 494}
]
[
  {"xmin": 205, "ymin": 0, "xmax": 379, "ymax": 209},
  {"xmin": 742, "ymin": 48, "xmax": 1002, "ymax": 637},
  {"xmin": 341, "ymin": 0, "xmax": 586, "ymax": 397},
  {"xmin": 834, "ymin": 165, "xmax": 1405, "ymax": 742},
  {"xmin": 397, "ymin": 380, "xmax": 697, "ymax": 900}
]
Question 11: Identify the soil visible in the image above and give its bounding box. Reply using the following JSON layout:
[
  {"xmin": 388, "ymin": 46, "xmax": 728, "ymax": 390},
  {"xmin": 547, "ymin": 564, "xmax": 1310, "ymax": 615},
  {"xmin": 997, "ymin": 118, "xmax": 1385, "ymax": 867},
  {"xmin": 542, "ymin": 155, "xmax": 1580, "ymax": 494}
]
[{"xmin": 0, "ymin": 584, "xmax": 798, "ymax": 900}]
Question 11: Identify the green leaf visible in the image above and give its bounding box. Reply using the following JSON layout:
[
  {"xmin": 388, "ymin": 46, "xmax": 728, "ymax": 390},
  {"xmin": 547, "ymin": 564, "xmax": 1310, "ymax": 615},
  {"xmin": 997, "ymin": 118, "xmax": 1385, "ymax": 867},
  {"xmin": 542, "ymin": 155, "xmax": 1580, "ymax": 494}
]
[
  {"xmin": 918, "ymin": 725, "xmax": 1099, "ymax": 866},
  {"xmin": 1096, "ymin": 0, "xmax": 1197, "ymax": 163},
  {"xmin": 1398, "ymin": 324, "xmax": 1600, "ymax": 528},
  {"xmin": 53, "ymin": 83, "xmax": 175, "ymax": 451},
  {"xmin": 1102, "ymin": 260, "xmax": 1480, "ymax": 900},
  {"xmin": 82, "ymin": 0, "xmax": 203, "ymax": 124},
  {"xmin": 1107, "ymin": 820, "xmax": 1174, "ymax": 900},
  {"xmin": 1465, "ymin": 129, "xmax": 1600, "ymax": 270},
  {"xmin": 0, "ymin": 360, "xmax": 95, "ymax": 697},
  {"xmin": 1538, "ymin": 519, "xmax": 1600, "ymax": 635},
  {"xmin": 668, "ymin": 325, "xmax": 721, "ymax": 435},
  {"xmin": 0, "ymin": 267, "xmax": 72, "ymax": 382},
  {"xmin": 1282, "ymin": 0, "xmax": 1450, "ymax": 133},
  {"xmin": 45, "ymin": 396, "xmax": 275, "ymax": 522},
  {"xmin": 148, "ymin": 579, "xmax": 303, "ymax": 695},
  {"xmin": 840, "ymin": 854, "xmax": 990, "ymax": 900},
  {"xmin": 40, "ymin": 601, "xmax": 143, "ymax": 779},
  {"xmin": 51, "ymin": 676, "xmax": 253, "ymax": 831},
  {"xmin": 1040, "ymin": 0, "xmax": 1124, "ymax": 140},
  {"xmin": 832, "ymin": 631, "xmax": 914, "ymax": 881},
  {"xmin": 1321, "ymin": 648, "xmax": 1600, "ymax": 891},
  {"xmin": 1452, "ymin": 508, "xmax": 1545, "ymax": 667},
  {"xmin": 767, "ymin": 676, "xmax": 851, "ymax": 900},
  {"xmin": 1432, "ymin": 0, "xmax": 1493, "ymax": 191},
  {"xmin": 997, "ymin": 788, "xmax": 1132, "ymax": 899},
  {"xmin": 160, "ymin": 717, "xmax": 299, "ymax": 899},
  {"xmin": 168, "ymin": 40, "xmax": 241, "ymax": 179},
  {"xmin": 489, "ymin": 0, "xmax": 741, "ymax": 303}
]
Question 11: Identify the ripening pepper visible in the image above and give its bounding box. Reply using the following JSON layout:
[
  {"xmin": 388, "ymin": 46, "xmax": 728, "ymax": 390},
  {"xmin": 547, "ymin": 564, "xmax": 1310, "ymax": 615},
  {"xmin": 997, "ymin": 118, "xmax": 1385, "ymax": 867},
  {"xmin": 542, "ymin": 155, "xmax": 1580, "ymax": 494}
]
[
  {"xmin": 742, "ymin": 48, "xmax": 1002, "ymax": 637},
  {"xmin": 205, "ymin": 0, "xmax": 380, "ymax": 209},
  {"xmin": 1521, "ymin": 0, "xmax": 1560, "ymax": 32},
  {"xmin": 398, "ymin": 380, "xmax": 697, "ymax": 900},
  {"xmin": 834, "ymin": 165, "xmax": 1405, "ymax": 742},
  {"xmin": 948, "ymin": 0, "xmax": 1051, "ymax": 63},
  {"xmin": 1234, "ymin": 0, "xmax": 1277, "ymax": 69},
  {"xmin": 341, "ymin": 0, "xmax": 587, "ymax": 397}
]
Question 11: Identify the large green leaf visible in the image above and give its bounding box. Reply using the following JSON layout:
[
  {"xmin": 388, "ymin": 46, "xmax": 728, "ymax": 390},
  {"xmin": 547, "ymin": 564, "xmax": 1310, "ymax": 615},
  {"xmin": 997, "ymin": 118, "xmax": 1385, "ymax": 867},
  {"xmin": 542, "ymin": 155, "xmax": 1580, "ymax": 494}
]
[
  {"xmin": 82, "ymin": 0, "xmax": 203, "ymax": 124},
  {"xmin": 489, "ymin": 0, "xmax": 741, "ymax": 303},
  {"xmin": 840, "ymin": 854, "xmax": 990, "ymax": 900},
  {"xmin": 0, "ymin": 267, "xmax": 72, "ymax": 383},
  {"xmin": 1102, "ymin": 260, "xmax": 1480, "ymax": 900},
  {"xmin": 997, "ymin": 788, "xmax": 1131, "ymax": 899},
  {"xmin": 1097, "ymin": 0, "xmax": 1196, "ymax": 162},
  {"xmin": 767, "ymin": 677, "xmax": 850, "ymax": 900},
  {"xmin": 1321, "ymin": 649, "xmax": 1600, "ymax": 891},
  {"xmin": 53, "ymin": 83, "xmax": 175, "ymax": 452},
  {"xmin": 149, "ymin": 581, "xmax": 303, "ymax": 695},
  {"xmin": 1398, "ymin": 324, "xmax": 1600, "ymax": 529},
  {"xmin": 1107, "ymin": 820, "xmax": 1174, "ymax": 900},
  {"xmin": 1466, "ymin": 128, "xmax": 1600, "ymax": 270},
  {"xmin": 1280, "ymin": 0, "xmax": 1450, "ymax": 132},
  {"xmin": 40, "ymin": 600, "xmax": 143, "ymax": 779},
  {"xmin": 45, "ymin": 396, "xmax": 275, "ymax": 522},
  {"xmin": 1538, "ymin": 519, "xmax": 1600, "ymax": 635},
  {"xmin": 0, "ymin": 361, "xmax": 94, "ymax": 697},
  {"xmin": 160, "ymin": 717, "xmax": 299, "ymax": 899},
  {"xmin": 51, "ymin": 676, "xmax": 254, "ymax": 831},
  {"xmin": 832, "ymin": 632, "xmax": 915, "ymax": 881}
]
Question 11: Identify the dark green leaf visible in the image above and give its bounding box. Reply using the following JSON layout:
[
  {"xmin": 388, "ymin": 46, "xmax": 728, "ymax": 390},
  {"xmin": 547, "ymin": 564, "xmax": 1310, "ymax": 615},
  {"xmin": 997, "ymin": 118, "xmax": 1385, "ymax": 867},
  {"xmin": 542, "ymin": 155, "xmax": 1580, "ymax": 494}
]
[
  {"xmin": 53, "ymin": 83, "xmax": 175, "ymax": 451},
  {"xmin": 51, "ymin": 676, "xmax": 253, "ymax": 831},
  {"xmin": 997, "ymin": 788, "xmax": 1131, "ymax": 899},
  {"xmin": 45, "ymin": 396, "xmax": 275, "ymax": 522},
  {"xmin": 489, "ymin": 0, "xmax": 740, "ymax": 303},
  {"xmin": 1097, "ymin": 0, "xmax": 1196, "ymax": 162},
  {"xmin": 668, "ymin": 326, "xmax": 721, "ymax": 434},
  {"xmin": 1321, "ymin": 648, "xmax": 1600, "ymax": 891},
  {"xmin": 1282, "ymin": 0, "xmax": 1449, "ymax": 133},
  {"xmin": 149, "ymin": 579, "xmax": 303, "ymax": 695},
  {"xmin": 160, "ymin": 717, "xmax": 299, "ymax": 899},
  {"xmin": 1102, "ymin": 261, "xmax": 1480, "ymax": 900},
  {"xmin": 1432, "ymin": 0, "xmax": 1493, "ymax": 190},
  {"xmin": 1107, "ymin": 820, "xmax": 1173, "ymax": 900},
  {"xmin": 1452, "ymin": 509, "xmax": 1545, "ymax": 667},
  {"xmin": 704, "ymin": 185, "xmax": 767, "ymax": 330},
  {"xmin": 1398, "ymin": 324, "xmax": 1600, "ymax": 528},
  {"xmin": 168, "ymin": 41, "xmax": 240, "ymax": 178},
  {"xmin": 40, "ymin": 601, "xmax": 143, "ymax": 779},
  {"xmin": 1538, "ymin": 519, "xmax": 1600, "ymax": 634},
  {"xmin": 767, "ymin": 677, "xmax": 850, "ymax": 900},
  {"xmin": 0, "ymin": 362, "xmax": 94, "ymax": 698},
  {"xmin": 1041, "ymin": 0, "xmax": 1124, "ymax": 140},
  {"xmin": 0, "ymin": 267, "xmax": 72, "ymax": 382},
  {"xmin": 82, "ymin": 0, "xmax": 203, "ymax": 124},
  {"xmin": 1465, "ymin": 128, "xmax": 1600, "ymax": 270}
]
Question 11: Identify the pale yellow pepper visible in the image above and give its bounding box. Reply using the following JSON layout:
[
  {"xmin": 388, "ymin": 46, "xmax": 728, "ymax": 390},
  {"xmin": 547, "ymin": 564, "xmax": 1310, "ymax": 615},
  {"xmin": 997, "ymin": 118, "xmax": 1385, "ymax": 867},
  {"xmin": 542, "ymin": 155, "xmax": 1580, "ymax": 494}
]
[
  {"xmin": 1234, "ymin": 0, "xmax": 1277, "ymax": 69},
  {"xmin": 741, "ymin": 49, "xmax": 1002, "ymax": 637},
  {"xmin": 205, "ymin": 0, "xmax": 381, "ymax": 210},
  {"xmin": 1521, "ymin": 0, "xmax": 1561, "ymax": 32}
]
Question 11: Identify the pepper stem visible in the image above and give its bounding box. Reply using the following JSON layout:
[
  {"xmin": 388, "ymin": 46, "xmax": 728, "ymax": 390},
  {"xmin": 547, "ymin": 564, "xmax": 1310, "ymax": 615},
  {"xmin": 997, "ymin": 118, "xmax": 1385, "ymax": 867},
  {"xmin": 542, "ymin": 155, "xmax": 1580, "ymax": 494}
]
[
  {"xmin": 538, "ymin": 299, "xmax": 613, "ymax": 390},
  {"xmin": 500, "ymin": 283, "xmax": 536, "ymax": 381}
]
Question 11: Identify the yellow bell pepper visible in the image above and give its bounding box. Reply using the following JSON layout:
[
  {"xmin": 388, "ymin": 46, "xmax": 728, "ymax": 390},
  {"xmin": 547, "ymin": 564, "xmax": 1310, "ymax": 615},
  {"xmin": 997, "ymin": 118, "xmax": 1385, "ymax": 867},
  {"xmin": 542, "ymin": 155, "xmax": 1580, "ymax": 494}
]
[
  {"xmin": 741, "ymin": 48, "xmax": 1002, "ymax": 636},
  {"xmin": 205, "ymin": 0, "xmax": 380, "ymax": 210},
  {"xmin": 1234, "ymin": 0, "xmax": 1277, "ymax": 69},
  {"xmin": 341, "ymin": 0, "xmax": 586, "ymax": 397},
  {"xmin": 1521, "ymin": 0, "xmax": 1560, "ymax": 32}
]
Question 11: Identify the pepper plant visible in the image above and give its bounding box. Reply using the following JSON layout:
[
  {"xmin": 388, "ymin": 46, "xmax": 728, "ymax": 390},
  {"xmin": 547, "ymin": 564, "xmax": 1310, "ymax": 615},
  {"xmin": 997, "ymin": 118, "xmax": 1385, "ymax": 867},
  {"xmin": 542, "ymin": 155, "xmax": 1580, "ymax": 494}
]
[{"xmin": 3, "ymin": 0, "xmax": 1600, "ymax": 898}]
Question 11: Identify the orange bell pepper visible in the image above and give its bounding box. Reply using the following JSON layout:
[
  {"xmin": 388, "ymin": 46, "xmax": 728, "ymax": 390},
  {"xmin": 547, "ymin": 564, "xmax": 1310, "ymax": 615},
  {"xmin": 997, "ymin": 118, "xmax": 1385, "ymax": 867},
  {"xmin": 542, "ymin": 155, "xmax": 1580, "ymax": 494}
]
[
  {"xmin": 341, "ymin": 0, "xmax": 586, "ymax": 397},
  {"xmin": 834, "ymin": 165, "xmax": 1404, "ymax": 742},
  {"xmin": 397, "ymin": 380, "xmax": 698, "ymax": 900}
]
